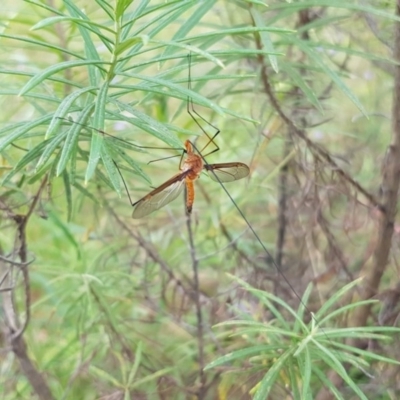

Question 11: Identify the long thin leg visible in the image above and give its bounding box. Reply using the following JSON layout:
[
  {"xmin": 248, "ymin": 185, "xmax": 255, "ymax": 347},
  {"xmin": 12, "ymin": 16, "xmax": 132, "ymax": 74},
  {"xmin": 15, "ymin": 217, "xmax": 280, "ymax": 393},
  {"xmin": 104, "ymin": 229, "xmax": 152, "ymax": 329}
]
[
  {"xmin": 186, "ymin": 53, "xmax": 221, "ymax": 157},
  {"xmin": 57, "ymin": 117, "xmax": 184, "ymax": 152},
  {"xmin": 113, "ymin": 160, "xmax": 135, "ymax": 206}
]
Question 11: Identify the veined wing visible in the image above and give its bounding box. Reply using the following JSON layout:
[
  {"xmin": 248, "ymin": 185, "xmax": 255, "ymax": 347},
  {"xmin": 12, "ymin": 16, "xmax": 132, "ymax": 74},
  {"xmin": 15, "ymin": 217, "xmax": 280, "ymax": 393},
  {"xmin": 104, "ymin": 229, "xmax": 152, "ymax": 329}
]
[
  {"xmin": 204, "ymin": 162, "xmax": 250, "ymax": 182},
  {"xmin": 132, "ymin": 172, "xmax": 188, "ymax": 218}
]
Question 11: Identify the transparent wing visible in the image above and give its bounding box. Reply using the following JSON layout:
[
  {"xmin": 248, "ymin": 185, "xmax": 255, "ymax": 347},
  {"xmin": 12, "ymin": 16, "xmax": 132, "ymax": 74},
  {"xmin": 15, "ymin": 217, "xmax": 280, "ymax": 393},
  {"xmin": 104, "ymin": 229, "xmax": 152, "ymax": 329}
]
[
  {"xmin": 132, "ymin": 173, "xmax": 187, "ymax": 218},
  {"xmin": 205, "ymin": 162, "xmax": 250, "ymax": 182}
]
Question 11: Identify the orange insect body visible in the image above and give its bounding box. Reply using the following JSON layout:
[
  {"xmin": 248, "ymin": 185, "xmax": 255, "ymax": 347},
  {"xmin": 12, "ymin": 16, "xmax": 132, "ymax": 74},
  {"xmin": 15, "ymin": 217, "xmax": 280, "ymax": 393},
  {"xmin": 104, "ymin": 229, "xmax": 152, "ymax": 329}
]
[
  {"xmin": 182, "ymin": 140, "xmax": 203, "ymax": 213},
  {"xmin": 182, "ymin": 140, "xmax": 203, "ymax": 178},
  {"xmin": 131, "ymin": 140, "xmax": 249, "ymax": 218}
]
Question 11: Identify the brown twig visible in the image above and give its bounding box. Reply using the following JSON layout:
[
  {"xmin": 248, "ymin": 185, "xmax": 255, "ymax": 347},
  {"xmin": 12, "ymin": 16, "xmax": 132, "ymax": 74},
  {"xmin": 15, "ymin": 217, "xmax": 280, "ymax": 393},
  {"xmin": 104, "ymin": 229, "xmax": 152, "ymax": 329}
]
[
  {"xmin": 185, "ymin": 203, "xmax": 207, "ymax": 400},
  {"xmin": 275, "ymin": 133, "xmax": 290, "ymax": 270},
  {"xmin": 107, "ymin": 203, "xmax": 193, "ymax": 301},
  {"xmin": 253, "ymin": 32, "xmax": 383, "ymax": 213},
  {"xmin": 1, "ymin": 175, "xmax": 54, "ymax": 400}
]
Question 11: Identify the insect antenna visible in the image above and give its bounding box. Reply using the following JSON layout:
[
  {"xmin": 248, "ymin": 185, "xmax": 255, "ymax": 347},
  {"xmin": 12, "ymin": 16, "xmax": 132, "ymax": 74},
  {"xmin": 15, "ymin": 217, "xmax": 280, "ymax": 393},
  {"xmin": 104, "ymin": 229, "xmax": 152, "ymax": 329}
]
[
  {"xmin": 56, "ymin": 116, "xmax": 184, "ymax": 153},
  {"xmin": 186, "ymin": 53, "xmax": 220, "ymax": 157}
]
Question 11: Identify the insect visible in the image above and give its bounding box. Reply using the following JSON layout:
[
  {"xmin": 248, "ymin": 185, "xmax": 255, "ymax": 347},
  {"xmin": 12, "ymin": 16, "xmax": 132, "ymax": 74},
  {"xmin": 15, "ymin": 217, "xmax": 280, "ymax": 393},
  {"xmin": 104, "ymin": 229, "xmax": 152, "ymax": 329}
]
[
  {"xmin": 127, "ymin": 52, "xmax": 250, "ymax": 218},
  {"xmin": 131, "ymin": 139, "xmax": 250, "ymax": 218}
]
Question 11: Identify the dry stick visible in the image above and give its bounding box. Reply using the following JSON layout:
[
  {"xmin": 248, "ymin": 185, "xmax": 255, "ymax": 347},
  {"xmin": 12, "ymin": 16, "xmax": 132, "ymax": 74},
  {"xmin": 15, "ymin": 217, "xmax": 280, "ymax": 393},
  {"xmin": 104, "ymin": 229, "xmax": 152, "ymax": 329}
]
[
  {"xmin": 316, "ymin": 210, "xmax": 355, "ymax": 283},
  {"xmin": 185, "ymin": 202, "xmax": 207, "ymax": 400},
  {"xmin": 275, "ymin": 131, "xmax": 291, "ymax": 270},
  {"xmin": 196, "ymin": 182, "xmax": 294, "ymax": 296},
  {"xmin": 253, "ymin": 36, "xmax": 383, "ymax": 214},
  {"xmin": 0, "ymin": 254, "xmax": 35, "ymax": 267},
  {"xmin": 12, "ymin": 176, "xmax": 47, "ymax": 340},
  {"xmin": 319, "ymin": 4, "xmax": 400, "ymax": 399},
  {"xmin": 107, "ymin": 204, "xmax": 194, "ymax": 300},
  {"xmin": 1, "ymin": 176, "xmax": 55, "ymax": 400}
]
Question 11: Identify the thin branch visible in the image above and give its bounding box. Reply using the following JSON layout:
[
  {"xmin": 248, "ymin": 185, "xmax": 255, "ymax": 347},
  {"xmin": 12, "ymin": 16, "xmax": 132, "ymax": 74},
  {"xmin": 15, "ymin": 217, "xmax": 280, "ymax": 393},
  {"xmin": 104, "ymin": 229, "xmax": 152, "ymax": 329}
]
[
  {"xmin": 0, "ymin": 254, "xmax": 35, "ymax": 267},
  {"xmin": 1, "ymin": 175, "xmax": 54, "ymax": 400},
  {"xmin": 253, "ymin": 32, "xmax": 383, "ymax": 213},
  {"xmin": 12, "ymin": 175, "xmax": 48, "ymax": 339},
  {"xmin": 106, "ymin": 202, "xmax": 194, "ymax": 300},
  {"xmin": 185, "ymin": 201, "xmax": 206, "ymax": 400},
  {"xmin": 275, "ymin": 133, "xmax": 290, "ymax": 270}
]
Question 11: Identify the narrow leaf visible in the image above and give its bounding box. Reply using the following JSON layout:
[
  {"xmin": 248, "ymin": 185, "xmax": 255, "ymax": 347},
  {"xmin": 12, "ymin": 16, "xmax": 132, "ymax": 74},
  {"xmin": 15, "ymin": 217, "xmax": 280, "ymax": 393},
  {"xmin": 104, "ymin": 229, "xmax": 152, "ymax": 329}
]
[
  {"xmin": 19, "ymin": 60, "xmax": 108, "ymax": 96},
  {"xmin": 45, "ymin": 87, "xmax": 97, "ymax": 139},
  {"xmin": 36, "ymin": 131, "xmax": 68, "ymax": 170},
  {"xmin": 57, "ymin": 105, "xmax": 95, "ymax": 176},
  {"xmin": 250, "ymin": 8, "xmax": 279, "ymax": 72},
  {"xmin": 101, "ymin": 142, "xmax": 121, "ymax": 195},
  {"xmin": 62, "ymin": 170, "xmax": 73, "ymax": 221},
  {"xmin": 85, "ymin": 81, "xmax": 109, "ymax": 183},
  {"xmin": 0, "ymin": 114, "xmax": 53, "ymax": 152}
]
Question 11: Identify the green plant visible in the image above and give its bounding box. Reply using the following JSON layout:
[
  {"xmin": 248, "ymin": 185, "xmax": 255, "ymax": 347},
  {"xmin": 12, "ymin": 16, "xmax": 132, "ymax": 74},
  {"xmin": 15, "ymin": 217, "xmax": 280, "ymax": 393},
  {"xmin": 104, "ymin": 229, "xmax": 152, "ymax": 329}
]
[
  {"xmin": 207, "ymin": 277, "xmax": 400, "ymax": 400},
  {"xmin": 1, "ymin": 1, "xmax": 400, "ymax": 399}
]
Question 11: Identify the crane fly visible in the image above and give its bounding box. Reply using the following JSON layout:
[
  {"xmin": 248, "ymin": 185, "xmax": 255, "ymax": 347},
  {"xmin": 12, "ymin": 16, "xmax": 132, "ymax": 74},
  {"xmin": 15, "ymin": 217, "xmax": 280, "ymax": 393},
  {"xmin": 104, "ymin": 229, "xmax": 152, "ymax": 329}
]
[
  {"xmin": 129, "ymin": 52, "xmax": 250, "ymax": 218},
  {"xmin": 131, "ymin": 140, "xmax": 249, "ymax": 218}
]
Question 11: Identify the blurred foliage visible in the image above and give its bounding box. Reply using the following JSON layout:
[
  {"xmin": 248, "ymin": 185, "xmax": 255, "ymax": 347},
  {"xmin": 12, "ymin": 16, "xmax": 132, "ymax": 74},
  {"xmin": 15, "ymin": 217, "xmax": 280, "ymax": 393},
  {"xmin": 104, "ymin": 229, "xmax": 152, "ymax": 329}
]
[{"xmin": 1, "ymin": 0, "xmax": 400, "ymax": 399}]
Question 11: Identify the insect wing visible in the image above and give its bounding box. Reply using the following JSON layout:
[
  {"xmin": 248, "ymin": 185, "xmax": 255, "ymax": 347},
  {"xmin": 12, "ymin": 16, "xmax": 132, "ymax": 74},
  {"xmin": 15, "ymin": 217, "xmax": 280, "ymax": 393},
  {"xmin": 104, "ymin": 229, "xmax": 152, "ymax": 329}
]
[
  {"xmin": 205, "ymin": 162, "xmax": 250, "ymax": 182},
  {"xmin": 132, "ymin": 173, "xmax": 186, "ymax": 218}
]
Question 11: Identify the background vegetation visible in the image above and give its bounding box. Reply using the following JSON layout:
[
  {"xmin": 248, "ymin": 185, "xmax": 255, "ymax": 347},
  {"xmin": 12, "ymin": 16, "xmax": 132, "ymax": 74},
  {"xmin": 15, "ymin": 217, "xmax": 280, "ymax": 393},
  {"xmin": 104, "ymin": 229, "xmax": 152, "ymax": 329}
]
[{"xmin": 1, "ymin": 0, "xmax": 400, "ymax": 399}]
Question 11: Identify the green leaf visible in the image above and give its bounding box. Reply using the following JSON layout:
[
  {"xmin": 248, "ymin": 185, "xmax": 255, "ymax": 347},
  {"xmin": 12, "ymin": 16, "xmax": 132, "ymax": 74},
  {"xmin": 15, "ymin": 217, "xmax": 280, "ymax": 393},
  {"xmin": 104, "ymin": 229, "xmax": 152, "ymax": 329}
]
[
  {"xmin": 205, "ymin": 345, "xmax": 282, "ymax": 370},
  {"xmin": 160, "ymin": 0, "xmax": 216, "ymax": 63},
  {"xmin": 95, "ymin": 0, "xmax": 115, "ymax": 20},
  {"xmin": 115, "ymin": 0, "xmax": 135, "ymax": 19},
  {"xmin": 31, "ymin": 16, "xmax": 116, "ymax": 35},
  {"xmin": 120, "ymin": 73, "xmax": 225, "ymax": 115},
  {"xmin": 101, "ymin": 142, "xmax": 121, "ymax": 195},
  {"xmin": 151, "ymin": 41, "xmax": 224, "ymax": 68},
  {"xmin": 117, "ymin": 1, "xmax": 196, "ymax": 72},
  {"xmin": 2, "ymin": 141, "xmax": 48, "ymax": 185},
  {"xmin": 111, "ymin": 100, "xmax": 183, "ymax": 149},
  {"xmin": 300, "ymin": 347, "xmax": 311, "ymax": 400},
  {"xmin": 115, "ymin": 37, "xmax": 147, "ymax": 56},
  {"xmin": 250, "ymin": 8, "xmax": 279, "ymax": 72},
  {"xmin": 281, "ymin": 63, "xmax": 322, "ymax": 112},
  {"xmin": 73, "ymin": 181, "xmax": 100, "ymax": 204},
  {"xmin": 19, "ymin": 60, "xmax": 108, "ymax": 96},
  {"xmin": 57, "ymin": 105, "xmax": 95, "ymax": 176},
  {"xmin": 48, "ymin": 210, "xmax": 81, "ymax": 258},
  {"xmin": 127, "ymin": 341, "xmax": 143, "ymax": 385},
  {"xmin": 45, "ymin": 87, "xmax": 97, "ymax": 139},
  {"xmin": 85, "ymin": 81, "xmax": 109, "ymax": 183},
  {"xmin": 64, "ymin": 0, "xmax": 113, "ymax": 54},
  {"xmin": 113, "ymin": 147, "xmax": 151, "ymax": 185},
  {"xmin": 313, "ymin": 367, "xmax": 345, "ymax": 400},
  {"xmin": 0, "ymin": 114, "xmax": 53, "ymax": 152},
  {"xmin": 254, "ymin": 349, "xmax": 294, "ymax": 400},
  {"xmin": 24, "ymin": 0, "xmax": 64, "ymax": 16},
  {"xmin": 0, "ymin": 33, "xmax": 83, "ymax": 60},
  {"xmin": 62, "ymin": 170, "xmax": 73, "ymax": 222},
  {"xmin": 292, "ymin": 37, "xmax": 367, "ymax": 115},
  {"xmin": 36, "ymin": 130, "xmax": 68, "ymax": 171},
  {"xmin": 313, "ymin": 341, "xmax": 368, "ymax": 400},
  {"xmin": 120, "ymin": 0, "xmax": 150, "ymax": 40},
  {"xmin": 287, "ymin": 360, "xmax": 301, "ymax": 400}
]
